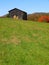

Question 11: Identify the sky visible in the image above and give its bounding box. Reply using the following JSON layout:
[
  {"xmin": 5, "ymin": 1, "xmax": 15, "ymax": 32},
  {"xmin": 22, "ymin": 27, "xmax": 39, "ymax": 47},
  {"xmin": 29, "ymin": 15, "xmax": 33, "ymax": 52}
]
[{"xmin": 0, "ymin": 0, "xmax": 49, "ymax": 16}]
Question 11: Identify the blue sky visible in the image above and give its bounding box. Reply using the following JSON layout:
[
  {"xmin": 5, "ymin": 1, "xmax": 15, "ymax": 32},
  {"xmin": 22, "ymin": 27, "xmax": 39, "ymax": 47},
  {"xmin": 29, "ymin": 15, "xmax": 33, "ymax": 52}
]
[{"xmin": 0, "ymin": 0, "xmax": 49, "ymax": 16}]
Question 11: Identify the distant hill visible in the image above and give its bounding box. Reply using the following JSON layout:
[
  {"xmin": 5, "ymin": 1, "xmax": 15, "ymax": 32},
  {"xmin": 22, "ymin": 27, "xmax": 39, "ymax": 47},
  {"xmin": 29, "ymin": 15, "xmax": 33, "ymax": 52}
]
[
  {"xmin": 0, "ymin": 13, "xmax": 9, "ymax": 18},
  {"xmin": 27, "ymin": 12, "xmax": 49, "ymax": 21},
  {"xmin": 1, "ymin": 12, "xmax": 49, "ymax": 21}
]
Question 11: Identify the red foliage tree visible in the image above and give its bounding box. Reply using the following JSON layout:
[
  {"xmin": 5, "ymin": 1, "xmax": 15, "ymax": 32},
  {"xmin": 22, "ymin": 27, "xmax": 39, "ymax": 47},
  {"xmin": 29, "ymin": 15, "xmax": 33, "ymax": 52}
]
[{"xmin": 38, "ymin": 16, "xmax": 49, "ymax": 23}]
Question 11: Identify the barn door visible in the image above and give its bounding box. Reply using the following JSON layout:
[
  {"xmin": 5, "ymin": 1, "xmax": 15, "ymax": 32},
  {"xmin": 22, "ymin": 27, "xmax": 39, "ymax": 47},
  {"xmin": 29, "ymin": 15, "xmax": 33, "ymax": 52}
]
[{"xmin": 13, "ymin": 15, "xmax": 18, "ymax": 19}]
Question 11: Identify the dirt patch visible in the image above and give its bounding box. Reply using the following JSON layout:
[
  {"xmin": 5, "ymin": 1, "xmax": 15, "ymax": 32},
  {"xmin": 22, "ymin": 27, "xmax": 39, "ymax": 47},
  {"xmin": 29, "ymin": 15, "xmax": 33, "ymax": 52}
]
[
  {"xmin": 22, "ymin": 36, "xmax": 32, "ymax": 42},
  {"xmin": 1, "ymin": 36, "xmax": 21, "ymax": 45},
  {"xmin": 9, "ymin": 36, "xmax": 21, "ymax": 44},
  {"xmin": 1, "ymin": 38, "xmax": 8, "ymax": 43}
]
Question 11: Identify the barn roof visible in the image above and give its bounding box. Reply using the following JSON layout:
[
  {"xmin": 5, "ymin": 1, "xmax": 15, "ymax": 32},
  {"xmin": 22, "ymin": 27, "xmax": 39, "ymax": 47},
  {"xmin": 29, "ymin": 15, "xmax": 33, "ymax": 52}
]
[{"xmin": 9, "ymin": 8, "xmax": 27, "ymax": 14}]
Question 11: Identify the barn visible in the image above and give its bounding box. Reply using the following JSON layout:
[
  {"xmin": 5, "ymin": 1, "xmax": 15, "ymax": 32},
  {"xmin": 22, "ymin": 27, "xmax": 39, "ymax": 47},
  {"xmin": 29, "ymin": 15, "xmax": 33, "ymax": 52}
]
[{"xmin": 8, "ymin": 8, "xmax": 27, "ymax": 20}]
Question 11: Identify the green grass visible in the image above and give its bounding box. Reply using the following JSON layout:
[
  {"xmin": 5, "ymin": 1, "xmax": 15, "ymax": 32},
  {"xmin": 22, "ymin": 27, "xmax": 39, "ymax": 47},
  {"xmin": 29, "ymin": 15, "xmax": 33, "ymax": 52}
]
[{"xmin": 0, "ymin": 18, "xmax": 49, "ymax": 65}]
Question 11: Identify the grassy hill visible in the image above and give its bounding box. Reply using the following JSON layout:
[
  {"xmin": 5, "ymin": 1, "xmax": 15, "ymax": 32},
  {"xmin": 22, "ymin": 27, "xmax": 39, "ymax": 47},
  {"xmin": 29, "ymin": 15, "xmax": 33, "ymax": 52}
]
[{"xmin": 0, "ymin": 18, "xmax": 49, "ymax": 65}]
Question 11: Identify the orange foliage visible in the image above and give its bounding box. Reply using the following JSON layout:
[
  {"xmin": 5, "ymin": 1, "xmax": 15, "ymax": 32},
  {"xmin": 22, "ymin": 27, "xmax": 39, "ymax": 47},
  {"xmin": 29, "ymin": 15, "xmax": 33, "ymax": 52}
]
[{"xmin": 38, "ymin": 16, "xmax": 49, "ymax": 23}]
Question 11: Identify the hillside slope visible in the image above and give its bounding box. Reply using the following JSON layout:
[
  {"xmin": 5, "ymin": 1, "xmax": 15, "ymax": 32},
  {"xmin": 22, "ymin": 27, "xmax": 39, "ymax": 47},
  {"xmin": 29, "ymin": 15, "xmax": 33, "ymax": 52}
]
[{"xmin": 0, "ymin": 18, "xmax": 49, "ymax": 65}]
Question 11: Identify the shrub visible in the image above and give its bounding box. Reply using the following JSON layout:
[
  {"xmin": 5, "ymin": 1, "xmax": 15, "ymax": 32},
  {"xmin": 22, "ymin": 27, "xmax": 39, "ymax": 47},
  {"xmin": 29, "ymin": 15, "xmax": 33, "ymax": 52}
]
[{"xmin": 38, "ymin": 16, "xmax": 49, "ymax": 23}]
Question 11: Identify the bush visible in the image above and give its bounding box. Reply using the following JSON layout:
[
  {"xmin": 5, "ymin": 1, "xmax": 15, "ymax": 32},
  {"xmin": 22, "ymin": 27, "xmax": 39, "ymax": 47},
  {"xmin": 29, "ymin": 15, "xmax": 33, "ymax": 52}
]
[{"xmin": 38, "ymin": 16, "xmax": 49, "ymax": 23}]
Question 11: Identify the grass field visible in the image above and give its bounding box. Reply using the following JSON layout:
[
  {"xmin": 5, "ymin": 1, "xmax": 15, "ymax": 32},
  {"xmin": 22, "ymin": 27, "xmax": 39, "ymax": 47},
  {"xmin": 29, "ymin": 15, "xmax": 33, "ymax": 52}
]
[{"xmin": 0, "ymin": 18, "xmax": 49, "ymax": 65}]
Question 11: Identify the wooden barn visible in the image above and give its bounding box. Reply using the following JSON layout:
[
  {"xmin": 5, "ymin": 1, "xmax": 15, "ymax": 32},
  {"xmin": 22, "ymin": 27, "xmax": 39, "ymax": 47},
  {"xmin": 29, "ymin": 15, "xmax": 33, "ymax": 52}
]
[{"xmin": 8, "ymin": 8, "xmax": 27, "ymax": 20}]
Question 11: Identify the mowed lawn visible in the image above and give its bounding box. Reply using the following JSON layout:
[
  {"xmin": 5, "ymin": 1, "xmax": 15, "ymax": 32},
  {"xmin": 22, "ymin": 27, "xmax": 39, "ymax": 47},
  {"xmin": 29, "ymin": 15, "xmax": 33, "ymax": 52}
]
[{"xmin": 0, "ymin": 18, "xmax": 49, "ymax": 65}]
